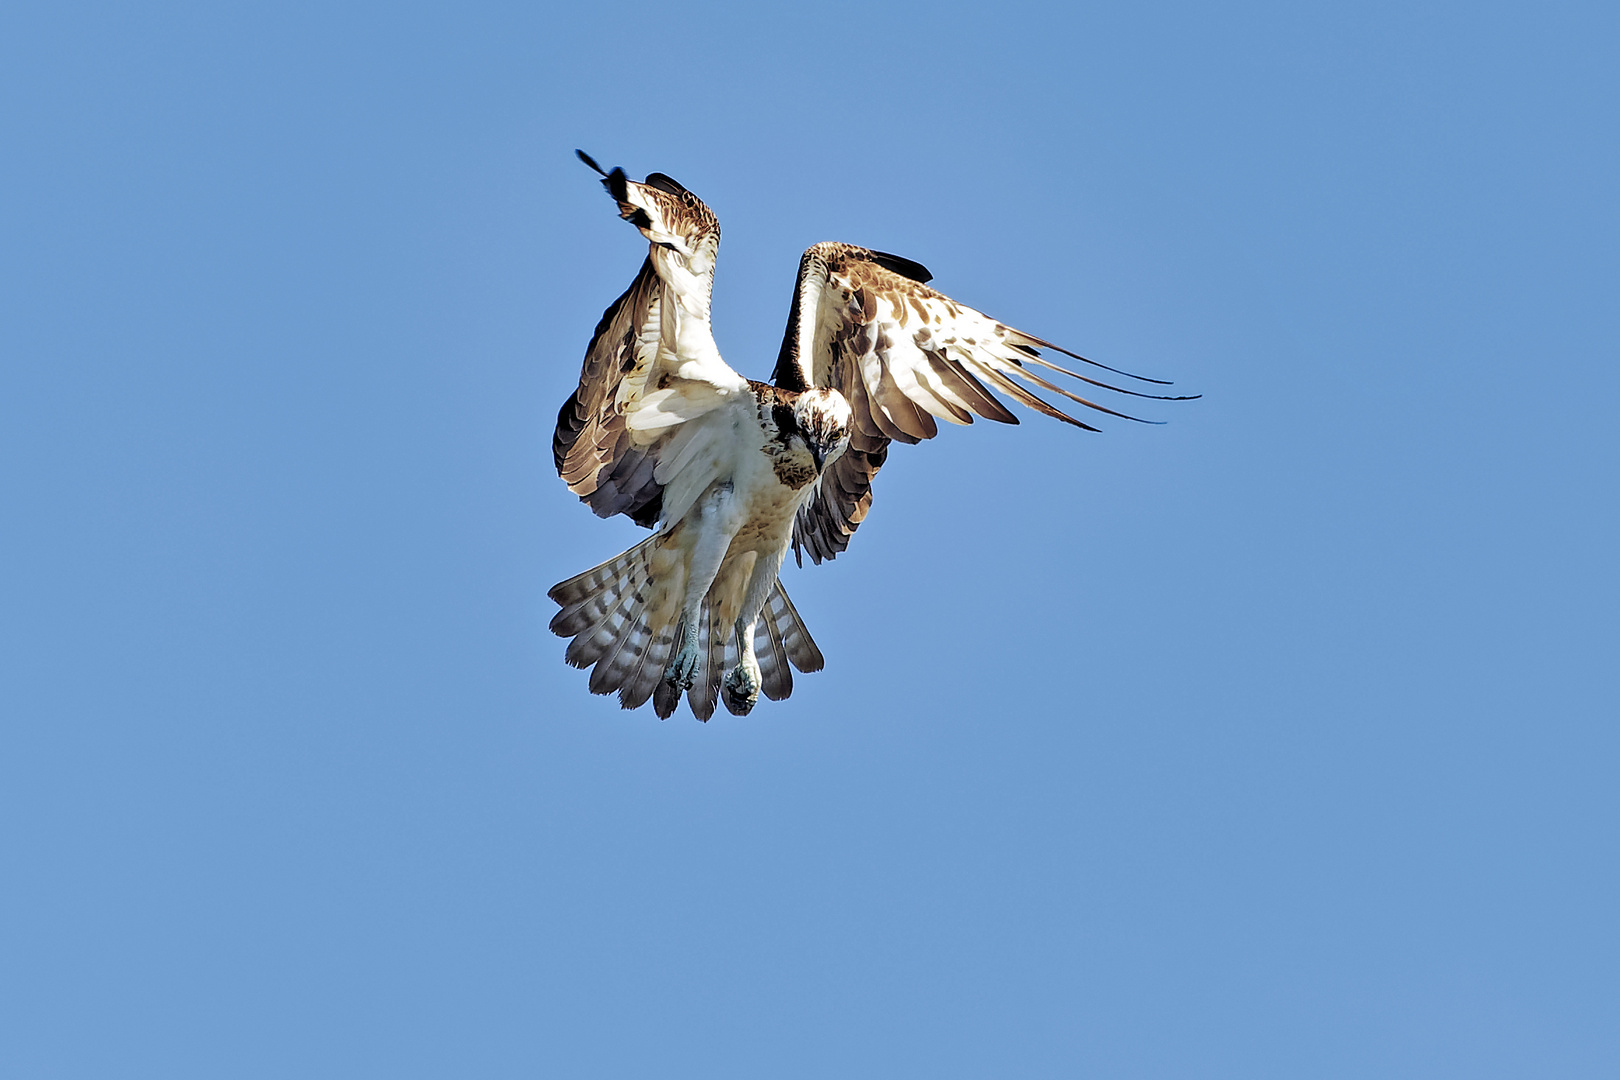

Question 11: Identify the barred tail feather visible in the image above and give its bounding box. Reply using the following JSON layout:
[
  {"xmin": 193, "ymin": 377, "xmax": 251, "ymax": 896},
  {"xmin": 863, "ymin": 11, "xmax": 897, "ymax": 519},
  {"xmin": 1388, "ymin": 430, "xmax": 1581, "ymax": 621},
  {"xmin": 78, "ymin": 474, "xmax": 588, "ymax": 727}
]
[
  {"xmin": 549, "ymin": 541, "xmax": 653, "ymax": 626},
  {"xmin": 564, "ymin": 587, "xmax": 639, "ymax": 670},
  {"xmin": 619, "ymin": 620, "xmax": 678, "ymax": 712},
  {"xmin": 587, "ymin": 610, "xmax": 652, "ymax": 697},
  {"xmin": 553, "ymin": 543, "xmax": 653, "ymax": 670},
  {"xmin": 550, "ymin": 543, "xmax": 826, "ymax": 720},
  {"xmin": 754, "ymin": 604, "xmax": 793, "ymax": 702},
  {"xmin": 690, "ymin": 602, "xmax": 728, "ymax": 722},
  {"xmin": 764, "ymin": 584, "xmax": 824, "ymax": 673},
  {"xmin": 550, "ymin": 537, "xmax": 671, "ymax": 710}
]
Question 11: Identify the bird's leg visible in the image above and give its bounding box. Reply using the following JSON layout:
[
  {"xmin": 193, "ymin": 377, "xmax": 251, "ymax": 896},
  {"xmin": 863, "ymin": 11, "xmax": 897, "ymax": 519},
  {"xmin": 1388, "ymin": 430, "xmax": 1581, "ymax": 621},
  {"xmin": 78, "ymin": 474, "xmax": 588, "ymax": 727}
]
[
  {"xmin": 664, "ymin": 614, "xmax": 702, "ymax": 691},
  {"xmin": 719, "ymin": 616, "xmax": 762, "ymax": 716},
  {"xmin": 721, "ymin": 549, "xmax": 785, "ymax": 715},
  {"xmin": 664, "ymin": 484, "xmax": 737, "ymax": 690}
]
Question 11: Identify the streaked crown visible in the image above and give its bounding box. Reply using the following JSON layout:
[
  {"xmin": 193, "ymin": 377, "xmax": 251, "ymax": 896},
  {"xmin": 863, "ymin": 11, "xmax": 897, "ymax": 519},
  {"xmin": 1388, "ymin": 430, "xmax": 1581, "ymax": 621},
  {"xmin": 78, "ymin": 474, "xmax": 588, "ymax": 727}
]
[{"xmin": 791, "ymin": 389, "xmax": 852, "ymax": 457}]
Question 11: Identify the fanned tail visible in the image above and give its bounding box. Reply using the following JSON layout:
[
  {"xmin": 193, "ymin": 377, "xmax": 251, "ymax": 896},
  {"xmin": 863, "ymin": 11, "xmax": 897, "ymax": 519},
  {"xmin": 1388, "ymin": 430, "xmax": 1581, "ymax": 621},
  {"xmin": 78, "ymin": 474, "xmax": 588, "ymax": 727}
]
[
  {"xmin": 550, "ymin": 544, "xmax": 825, "ymax": 720},
  {"xmin": 550, "ymin": 538, "xmax": 680, "ymax": 716}
]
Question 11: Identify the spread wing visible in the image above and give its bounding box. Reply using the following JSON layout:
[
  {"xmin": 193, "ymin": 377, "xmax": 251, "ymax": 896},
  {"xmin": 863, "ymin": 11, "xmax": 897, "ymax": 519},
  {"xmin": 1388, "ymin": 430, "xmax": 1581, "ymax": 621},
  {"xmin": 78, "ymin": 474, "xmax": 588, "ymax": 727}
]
[
  {"xmin": 772, "ymin": 241, "xmax": 1195, "ymax": 564},
  {"xmin": 554, "ymin": 153, "xmax": 747, "ymax": 529}
]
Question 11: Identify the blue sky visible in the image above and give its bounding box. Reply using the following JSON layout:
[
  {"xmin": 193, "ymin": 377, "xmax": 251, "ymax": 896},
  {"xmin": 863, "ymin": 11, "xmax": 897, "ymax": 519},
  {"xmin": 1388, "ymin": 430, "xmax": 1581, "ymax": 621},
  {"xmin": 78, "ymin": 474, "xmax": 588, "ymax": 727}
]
[{"xmin": 3, "ymin": 1, "xmax": 1617, "ymax": 1076}]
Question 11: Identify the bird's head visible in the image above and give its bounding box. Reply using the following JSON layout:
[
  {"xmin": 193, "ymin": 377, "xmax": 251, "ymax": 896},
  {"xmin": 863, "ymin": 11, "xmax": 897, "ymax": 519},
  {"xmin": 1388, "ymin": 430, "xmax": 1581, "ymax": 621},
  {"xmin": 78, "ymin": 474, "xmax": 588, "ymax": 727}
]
[{"xmin": 791, "ymin": 389, "xmax": 852, "ymax": 474}]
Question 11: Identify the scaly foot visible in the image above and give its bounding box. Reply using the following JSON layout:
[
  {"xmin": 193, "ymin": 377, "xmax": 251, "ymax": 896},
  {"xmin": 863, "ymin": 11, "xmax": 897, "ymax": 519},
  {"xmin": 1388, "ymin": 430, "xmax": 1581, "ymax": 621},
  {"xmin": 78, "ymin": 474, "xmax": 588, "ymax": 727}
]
[
  {"xmin": 721, "ymin": 657, "xmax": 761, "ymax": 716},
  {"xmin": 664, "ymin": 641, "xmax": 702, "ymax": 690}
]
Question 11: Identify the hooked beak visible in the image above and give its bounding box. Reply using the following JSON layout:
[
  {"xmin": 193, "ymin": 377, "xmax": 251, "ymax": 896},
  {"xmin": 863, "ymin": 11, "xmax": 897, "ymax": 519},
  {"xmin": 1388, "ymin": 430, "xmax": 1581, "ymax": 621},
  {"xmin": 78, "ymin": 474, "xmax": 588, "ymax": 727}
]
[{"xmin": 808, "ymin": 442, "xmax": 826, "ymax": 474}]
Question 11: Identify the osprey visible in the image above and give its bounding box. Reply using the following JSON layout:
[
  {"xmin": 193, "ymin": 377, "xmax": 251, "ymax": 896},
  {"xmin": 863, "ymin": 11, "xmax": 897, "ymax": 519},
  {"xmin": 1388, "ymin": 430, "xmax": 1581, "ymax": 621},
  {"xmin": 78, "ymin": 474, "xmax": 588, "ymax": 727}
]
[{"xmin": 551, "ymin": 152, "xmax": 1193, "ymax": 720}]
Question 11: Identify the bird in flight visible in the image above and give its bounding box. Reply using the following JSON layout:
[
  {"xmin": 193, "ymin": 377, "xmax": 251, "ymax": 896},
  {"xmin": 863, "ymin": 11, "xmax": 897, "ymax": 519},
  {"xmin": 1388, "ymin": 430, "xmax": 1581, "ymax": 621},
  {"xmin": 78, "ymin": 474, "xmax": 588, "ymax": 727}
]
[{"xmin": 550, "ymin": 151, "xmax": 1194, "ymax": 720}]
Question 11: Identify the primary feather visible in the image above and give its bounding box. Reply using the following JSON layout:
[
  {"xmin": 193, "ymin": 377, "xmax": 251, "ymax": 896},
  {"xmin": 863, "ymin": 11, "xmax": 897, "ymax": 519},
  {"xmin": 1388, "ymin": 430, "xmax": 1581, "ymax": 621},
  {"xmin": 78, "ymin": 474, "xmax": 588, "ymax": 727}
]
[{"xmin": 550, "ymin": 154, "xmax": 1195, "ymax": 718}]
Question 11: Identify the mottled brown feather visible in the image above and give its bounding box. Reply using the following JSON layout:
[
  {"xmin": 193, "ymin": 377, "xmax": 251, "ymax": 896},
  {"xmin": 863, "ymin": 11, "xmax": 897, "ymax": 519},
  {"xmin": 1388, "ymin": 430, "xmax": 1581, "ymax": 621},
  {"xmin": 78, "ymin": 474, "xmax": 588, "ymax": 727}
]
[
  {"xmin": 552, "ymin": 258, "xmax": 669, "ymax": 527},
  {"xmin": 771, "ymin": 240, "xmax": 1191, "ymax": 562}
]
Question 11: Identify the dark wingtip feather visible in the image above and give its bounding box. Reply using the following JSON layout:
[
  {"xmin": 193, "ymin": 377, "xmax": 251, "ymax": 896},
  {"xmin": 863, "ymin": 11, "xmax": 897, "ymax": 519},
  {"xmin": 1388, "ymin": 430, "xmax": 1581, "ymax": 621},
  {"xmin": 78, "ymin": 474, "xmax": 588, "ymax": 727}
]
[
  {"xmin": 1009, "ymin": 362, "xmax": 1169, "ymax": 425},
  {"xmin": 1049, "ymin": 345, "xmax": 1176, "ymax": 386},
  {"xmin": 644, "ymin": 171, "xmax": 691, "ymax": 197},
  {"xmin": 575, "ymin": 150, "xmax": 634, "ymax": 205},
  {"xmin": 866, "ymin": 249, "xmax": 933, "ymax": 284},
  {"xmin": 1013, "ymin": 330, "xmax": 1177, "ymax": 386},
  {"xmin": 1020, "ymin": 352, "xmax": 1205, "ymax": 402}
]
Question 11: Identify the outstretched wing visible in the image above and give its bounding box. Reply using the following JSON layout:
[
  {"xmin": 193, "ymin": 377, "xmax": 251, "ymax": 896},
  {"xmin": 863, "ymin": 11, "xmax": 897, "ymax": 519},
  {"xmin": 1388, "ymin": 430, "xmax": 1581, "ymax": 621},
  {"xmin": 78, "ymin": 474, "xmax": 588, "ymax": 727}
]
[
  {"xmin": 772, "ymin": 241, "xmax": 1195, "ymax": 564},
  {"xmin": 555, "ymin": 153, "xmax": 747, "ymax": 528}
]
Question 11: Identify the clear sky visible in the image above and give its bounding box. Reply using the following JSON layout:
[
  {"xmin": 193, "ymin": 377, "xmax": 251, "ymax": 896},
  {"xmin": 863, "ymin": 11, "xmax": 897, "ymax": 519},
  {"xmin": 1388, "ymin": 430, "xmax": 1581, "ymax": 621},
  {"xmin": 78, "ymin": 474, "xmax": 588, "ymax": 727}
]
[{"xmin": 3, "ymin": 1, "xmax": 1617, "ymax": 1076}]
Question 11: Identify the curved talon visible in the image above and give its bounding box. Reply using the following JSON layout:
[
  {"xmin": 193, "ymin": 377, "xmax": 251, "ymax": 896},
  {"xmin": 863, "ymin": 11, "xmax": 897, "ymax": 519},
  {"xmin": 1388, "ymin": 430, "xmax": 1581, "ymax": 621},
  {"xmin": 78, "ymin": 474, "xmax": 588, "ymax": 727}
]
[
  {"xmin": 664, "ymin": 643, "xmax": 701, "ymax": 691},
  {"xmin": 721, "ymin": 660, "xmax": 761, "ymax": 716}
]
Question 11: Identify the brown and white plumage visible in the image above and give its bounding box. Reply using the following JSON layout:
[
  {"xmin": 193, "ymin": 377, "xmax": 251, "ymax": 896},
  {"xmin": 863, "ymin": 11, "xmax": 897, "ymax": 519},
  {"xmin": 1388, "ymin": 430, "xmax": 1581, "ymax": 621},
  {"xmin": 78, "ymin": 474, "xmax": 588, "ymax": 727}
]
[
  {"xmin": 548, "ymin": 537, "xmax": 822, "ymax": 720},
  {"xmin": 553, "ymin": 157, "xmax": 739, "ymax": 530},
  {"xmin": 550, "ymin": 152, "xmax": 1193, "ymax": 720},
  {"xmin": 770, "ymin": 241, "xmax": 1195, "ymax": 565}
]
